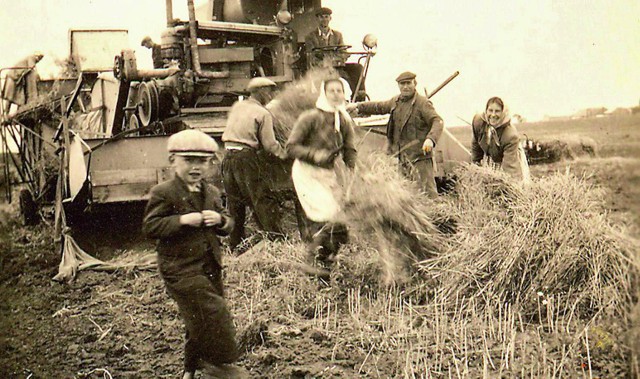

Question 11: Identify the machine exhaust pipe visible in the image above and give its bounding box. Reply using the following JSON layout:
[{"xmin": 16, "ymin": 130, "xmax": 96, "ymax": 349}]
[
  {"xmin": 166, "ymin": 0, "xmax": 174, "ymax": 26},
  {"xmin": 187, "ymin": 0, "xmax": 230, "ymax": 79}
]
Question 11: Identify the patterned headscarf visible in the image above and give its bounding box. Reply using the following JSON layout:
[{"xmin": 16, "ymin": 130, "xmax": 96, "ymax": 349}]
[{"xmin": 480, "ymin": 101, "xmax": 512, "ymax": 147}]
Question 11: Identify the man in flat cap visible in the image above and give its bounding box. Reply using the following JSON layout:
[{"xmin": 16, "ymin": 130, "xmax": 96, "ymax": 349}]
[
  {"xmin": 141, "ymin": 36, "xmax": 163, "ymax": 69},
  {"xmin": 222, "ymin": 77, "xmax": 288, "ymax": 252},
  {"xmin": 305, "ymin": 7, "xmax": 345, "ymax": 68},
  {"xmin": 348, "ymin": 71, "xmax": 444, "ymax": 197}
]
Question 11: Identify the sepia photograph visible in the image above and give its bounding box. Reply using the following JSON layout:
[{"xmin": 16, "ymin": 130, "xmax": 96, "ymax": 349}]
[{"xmin": 1, "ymin": 0, "xmax": 639, "ymax": 377}]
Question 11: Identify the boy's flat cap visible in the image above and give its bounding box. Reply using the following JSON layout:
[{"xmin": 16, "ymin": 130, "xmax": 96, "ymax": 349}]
[{"xmin": 167, "ymin": 129, "xmax": 218, "ymax": 156}]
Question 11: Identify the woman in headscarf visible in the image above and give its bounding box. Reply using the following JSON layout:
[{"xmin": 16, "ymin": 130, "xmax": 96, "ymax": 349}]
[
  {"xmin": 286, "ymin": 77, "xmax": 357, "ymax": 276},
  {"xmin": 471, "ymin": 97, "xmax": 530, "ymax": 183}
]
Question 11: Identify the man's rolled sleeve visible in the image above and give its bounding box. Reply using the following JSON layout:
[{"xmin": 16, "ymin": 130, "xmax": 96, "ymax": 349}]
[{"xmin": 259, "ymin": 113, "xmax": 287, "ymax": 160}]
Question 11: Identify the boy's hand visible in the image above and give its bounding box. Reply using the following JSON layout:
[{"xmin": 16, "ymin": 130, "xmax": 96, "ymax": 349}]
[
  {"xmin": 180, "ymin": 212, "xmax": 204, "ymax": 227},
  {"xmin": 201, "ymin": 210, "xmax": 222, "ymax": 227}
]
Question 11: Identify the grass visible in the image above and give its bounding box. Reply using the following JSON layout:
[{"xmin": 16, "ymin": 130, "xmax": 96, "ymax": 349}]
[{"xmin": 1, "ymin": 168, "xmax": 638, "ymax": 377}]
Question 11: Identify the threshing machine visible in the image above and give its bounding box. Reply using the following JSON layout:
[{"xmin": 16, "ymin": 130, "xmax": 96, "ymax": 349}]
[
  {"xmin": 0, "ymin": 0, "xmax": 383, "ymax": 229},
  {"xmin": 1, "ymin": 0, "xmax": 470, "ymax": 239}
]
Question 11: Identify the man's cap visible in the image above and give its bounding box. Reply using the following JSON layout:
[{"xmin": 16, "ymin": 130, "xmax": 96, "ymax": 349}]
[
  {"xmin": 167, "ymin": 129, "xmax": 218, "ymax": 157},
  {"xmin": 247, "ymin": 77, "xmax": 277, "ymax": 91},
  {"xmin": 315, "ymin": 7, "xmax": 332, "ymax": 16},
  {"xmin": 140, "ymin": 36, "xmax": 152, "ymax": 46},
  {"xmin": 396, "ymin": 71, "xmax": 417, "ymax": 82}
]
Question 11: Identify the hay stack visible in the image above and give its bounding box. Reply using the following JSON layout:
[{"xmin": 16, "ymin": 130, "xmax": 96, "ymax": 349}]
[{"xmin": 421, "ymin": 164, "xmax": 639, "ymax": 318}]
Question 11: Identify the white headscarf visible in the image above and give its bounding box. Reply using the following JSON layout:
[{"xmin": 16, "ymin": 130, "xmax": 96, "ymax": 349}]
[{"xmin": 315, "ymin": 79, "xmax": 351, "ymax": 133}]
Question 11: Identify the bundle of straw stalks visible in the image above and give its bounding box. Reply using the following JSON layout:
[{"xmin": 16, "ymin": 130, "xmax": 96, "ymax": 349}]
[
  {"xmin": 268, "ymin": 67, "xmax": 340, "ymax": 143},
  {"xmin": 337, "ymin": 153, "xmax": 444, "ymax": 286},
  {"xmin": 421, "ymin": 163, "xmax": 640, "ymax": 318}
]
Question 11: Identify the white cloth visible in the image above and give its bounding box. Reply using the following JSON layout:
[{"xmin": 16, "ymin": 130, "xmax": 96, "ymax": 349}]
[
  {"xmin": 291, "ymin": 159, "xmax": 341, "ymax": 222},
  {"xmin": 314, "ymin": 79, "xmax": 351, "ymax": 134},
  {"xmin": 68, "ymin": 135, "xmax": 87, "ymax": 198}
]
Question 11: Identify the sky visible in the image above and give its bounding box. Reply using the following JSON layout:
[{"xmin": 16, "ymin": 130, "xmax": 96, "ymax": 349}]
[{"xmin": 0, "ymin": 0, "xmax": 638, "ymax": 125}]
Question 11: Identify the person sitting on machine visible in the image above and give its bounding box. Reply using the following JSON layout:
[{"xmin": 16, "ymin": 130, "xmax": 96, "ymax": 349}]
[{"xmin": 304, "ymin": 7, "xmax": 346, "ymax": 69}]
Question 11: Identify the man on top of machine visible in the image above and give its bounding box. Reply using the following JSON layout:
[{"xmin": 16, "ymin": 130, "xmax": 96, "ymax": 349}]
[
  {"xmin": 304, "ymin": 7, "xmax": 346, "ymax": 69},
  {"xmin": 141, "ymin": 36, "xmax": 164, "ymax": 69}
]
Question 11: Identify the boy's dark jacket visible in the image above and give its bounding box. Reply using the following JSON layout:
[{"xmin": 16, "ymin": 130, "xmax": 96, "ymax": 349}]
[{"xmin": 143, "ymin": 176, "xmax": 234, "ymax": 280}]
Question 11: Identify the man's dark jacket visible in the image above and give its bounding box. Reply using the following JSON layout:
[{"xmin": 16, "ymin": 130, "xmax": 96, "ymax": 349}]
[{"xmin": 358, "ymin": 93, "xmax": 443, "ymax": 162}]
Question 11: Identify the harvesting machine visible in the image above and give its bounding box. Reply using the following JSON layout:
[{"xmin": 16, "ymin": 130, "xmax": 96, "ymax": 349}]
[{"xmin": 0, "ymin": 0, "xmax": 470, "ymax": 241}]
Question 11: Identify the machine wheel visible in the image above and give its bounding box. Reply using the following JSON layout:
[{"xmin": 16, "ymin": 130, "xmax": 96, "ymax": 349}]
[
  {"xmin": 129, "ymin": 114, "xmax": 140, "ymax": 130},
  {"xmin": 19, "ymin": 189, "xmax": 39, "ymax": 225},
  {"xmin": 138, "ymin": 81, "xmax": 159, "ymax": 126}
]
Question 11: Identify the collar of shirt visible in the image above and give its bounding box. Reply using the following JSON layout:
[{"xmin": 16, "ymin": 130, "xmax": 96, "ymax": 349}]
[
  {"xmin": 246, "ymin": 97, "xmax": 264, "ymax": 107},
  {"xmin": 398, "ymin": 92, "xmax": 417, "ymax": 103},
  {"xmin": 318, "ymin": 28, "xmax": 334, "ymax": 39},
  {"xmin": 175, "ymin": 175, "xmax": 201, "ymax": 193}
]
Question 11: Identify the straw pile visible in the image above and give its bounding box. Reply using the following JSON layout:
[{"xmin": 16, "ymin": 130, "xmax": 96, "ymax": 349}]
[
  {"xmin": 421, "ymin": 163, "xmax": 639, "ymax": 318},
  {"xmin": 264, "ymin": 72, "xmax": 638, "ymax": 315},
  {"xmin": 336, "ymin": 154, "xmax": 444, "ymax": 286}
]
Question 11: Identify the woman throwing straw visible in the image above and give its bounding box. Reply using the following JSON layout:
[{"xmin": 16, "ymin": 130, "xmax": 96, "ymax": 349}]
[
  {"xmin": 286, "ymin": 77, "xmax": 357, "ymax": 277},
  {"xmin": 471, "ymin": 97, "xmax": 530, "ymax": 183}
]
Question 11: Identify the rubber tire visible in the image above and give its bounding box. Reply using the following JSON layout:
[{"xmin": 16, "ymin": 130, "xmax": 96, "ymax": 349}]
[{"xmin": 19, "ymin": 189, "xmax": 39, "ymax": 226}]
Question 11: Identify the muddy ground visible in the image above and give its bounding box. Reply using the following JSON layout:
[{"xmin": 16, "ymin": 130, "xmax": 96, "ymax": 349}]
[{"xmin": 1, "ymin": 115, "xmax": 639, "ymax": 378}]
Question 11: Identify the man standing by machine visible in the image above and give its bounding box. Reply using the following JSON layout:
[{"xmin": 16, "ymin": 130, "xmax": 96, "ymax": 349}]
[
  {"xmin": 141, "ymin": 36, "xmax": 163, "ymax": 69},
  {"xmin": 348, "ymin": 71, "xmax": 444, "ymax": 197},
  {"xmin": 1, "ymin": 52, "xmax": 43, "ymax": 117},
  {"xmin": 222, "ymin": 77, "xmax": 288, "ymax": 252},
  {"xmin": 304, "ymin": 7, "xmax": 345, "ymax": 68}
]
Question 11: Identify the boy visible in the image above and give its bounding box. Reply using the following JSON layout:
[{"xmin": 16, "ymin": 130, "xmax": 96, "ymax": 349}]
[{"xmin": 143, "ymin": 129, "xmax": 247, "ymax": 379}]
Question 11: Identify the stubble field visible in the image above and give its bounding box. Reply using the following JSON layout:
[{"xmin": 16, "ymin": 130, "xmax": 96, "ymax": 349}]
[{"xmin": 1, "ymin": 114, "xmax": 639, "ymax": 378}]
